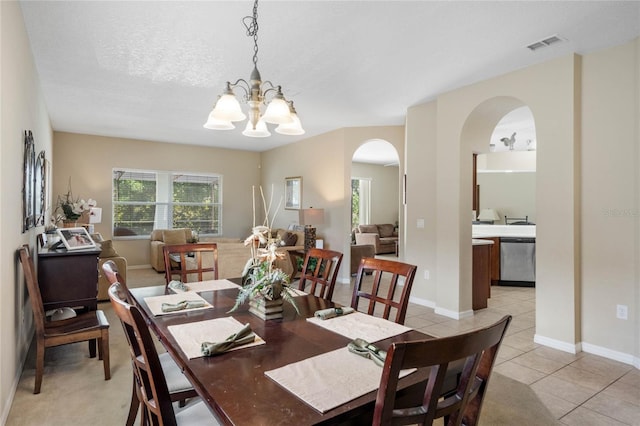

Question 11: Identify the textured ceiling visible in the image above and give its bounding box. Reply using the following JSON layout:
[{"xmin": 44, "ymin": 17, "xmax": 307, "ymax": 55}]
[{"xmin": 19, "ymin": 1, "xmax": 640, "ymax": 160}]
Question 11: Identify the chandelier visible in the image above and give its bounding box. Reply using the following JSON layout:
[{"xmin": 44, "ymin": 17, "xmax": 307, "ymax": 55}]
[{"xmin": 203, "ymin": 0, "xmax": 304, "ymax": 138}]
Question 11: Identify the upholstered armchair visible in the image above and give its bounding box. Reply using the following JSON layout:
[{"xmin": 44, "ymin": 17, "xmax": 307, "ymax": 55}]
[
  {"xmin": 354, "ymin": 224, "xmax": 398, "ymax": 255},
  {"xmin": 149, "ymin": 228, "xmax": 193, "ymax": 272}
]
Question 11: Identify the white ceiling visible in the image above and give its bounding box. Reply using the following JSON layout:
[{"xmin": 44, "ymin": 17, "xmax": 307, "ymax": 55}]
[{"xmin": 19, "ymin": 1, "xmax": 640, "ymax": 162}]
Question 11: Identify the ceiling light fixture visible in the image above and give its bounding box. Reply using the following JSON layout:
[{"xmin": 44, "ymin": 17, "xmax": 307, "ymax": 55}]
[{"xmin": 203, "ymin": 0, "xmax": 304, "ymax": 137}]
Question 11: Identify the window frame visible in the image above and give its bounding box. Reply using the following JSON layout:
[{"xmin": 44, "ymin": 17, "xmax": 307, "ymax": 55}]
[{"xmin": 112, "ymin": 168, "xmax": 223, "ymax": 240}]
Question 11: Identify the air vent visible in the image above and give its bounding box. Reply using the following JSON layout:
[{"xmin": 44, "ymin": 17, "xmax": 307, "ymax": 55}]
[{"xmin": 526, "ymin": 34, "xmax": 565, "ymax": 51}]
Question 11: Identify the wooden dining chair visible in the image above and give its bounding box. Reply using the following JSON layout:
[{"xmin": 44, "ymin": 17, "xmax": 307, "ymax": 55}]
[
  {"xmin": 102, "ymin": 261, "xmax": 197, "ymax": 426},
  {"xmin": 373, "ymin": 315, "xmax": 512, "ymax": 426},
  {"xmin": 351, "ymin": 257, "xmax": 417, "ymax": 325},
  {"xmin": 162, "ymin": 243, "xmax": 218, "ymax": 287},
  {"xmin": 297, "ymin": 248, "xmax": 344, "ymax": 300},
  {"xmin": 108, "ymin": 283, "xmax": 220, "ymax": 425},
  {"xmin": 18, "ymin": 244, "xmax": 110, "ymax": 394}
]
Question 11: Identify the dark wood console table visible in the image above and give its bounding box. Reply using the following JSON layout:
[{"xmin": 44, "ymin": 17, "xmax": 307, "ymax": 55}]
[{"xmin": 37, "ymin": 247, "xmax": 101, "ymax": 312}]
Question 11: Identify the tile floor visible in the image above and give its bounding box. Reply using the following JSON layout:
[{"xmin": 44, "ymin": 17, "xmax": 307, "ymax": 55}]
[{"xmin": 331, "ymin": 273, "xmax": 639, "ymax": 426}]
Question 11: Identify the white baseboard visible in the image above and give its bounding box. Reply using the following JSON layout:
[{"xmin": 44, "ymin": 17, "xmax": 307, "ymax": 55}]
[
  {"xmin": 408, "ymin": 295, "xmax": 435, "ymax": 309},
  {"xmin": 434, "ymin": 306, "xmax": 474, "ymax": 320},
  {"xmin": 581, "ymin": 342, "xmax": 639, "ymax": 367},
  {"xmin": 535, "ymin": 334, "xmax": 640, "ymax": 368},
  {"xmin": 409, "ymin": 296, "xmax": 474, "ymax": 319},
  {"xmin": 534, "ymin": 334, "xmax": 581, "ymax": 354}
]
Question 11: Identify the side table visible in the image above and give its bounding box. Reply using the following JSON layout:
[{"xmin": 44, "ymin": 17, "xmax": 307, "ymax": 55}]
[{"xmin": 37, "ymin": 246, "xmax": 101, "ymax": 311}]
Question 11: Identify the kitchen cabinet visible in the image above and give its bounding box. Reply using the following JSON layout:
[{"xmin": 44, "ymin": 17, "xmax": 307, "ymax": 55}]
[{"xmin": 472, "ymin": 240, "xmax": 493, "ymax": 310}]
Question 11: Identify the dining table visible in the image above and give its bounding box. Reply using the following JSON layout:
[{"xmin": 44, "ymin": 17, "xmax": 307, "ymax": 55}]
[{"xmin": 128, "ymin": 280, "xmax": 436, "ymax": 425}]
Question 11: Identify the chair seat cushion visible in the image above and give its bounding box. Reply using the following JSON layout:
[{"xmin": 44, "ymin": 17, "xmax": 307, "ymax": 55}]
[
  {"xmin": 44, "ymin": 310, "xmax": 109, "ymax": 336},
  {"xmin": 158, "ymin": 352, "xmax": 194, "ymax": 393},
  {"xmin": 175, "ymin": 399, "xmax": 221, "ymax": 425}
]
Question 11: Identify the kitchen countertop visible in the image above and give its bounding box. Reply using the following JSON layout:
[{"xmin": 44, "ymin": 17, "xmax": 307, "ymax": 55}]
[
  {"xmin": 472, "ymin": 239, "xmax": 495, "ymax": 246},
  {"xmin": 472, "ymin": 224, "xmax": 536, "ymax": 239}
]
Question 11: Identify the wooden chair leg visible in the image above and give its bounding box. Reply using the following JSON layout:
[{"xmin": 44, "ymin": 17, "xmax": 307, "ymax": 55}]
[
  {"xmin": 34, "ymin": 341, "xmax": 45, "ymax": 394},
  {"xmin": 89, "ymin": 338, "xmax": 97, "ymax": 358},
  {"xmin": 101, "ymin": 332, "xmax": 111, "ymax": 380}
]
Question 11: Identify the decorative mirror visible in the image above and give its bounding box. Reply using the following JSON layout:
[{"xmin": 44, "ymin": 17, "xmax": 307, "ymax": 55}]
[
  {"xmin": 22, "ymin": 130, "xmax": 35, "ymax": 232},
  {"xmin": 34, "ymin": 150, "xmax": 46, "ymax": 227}
]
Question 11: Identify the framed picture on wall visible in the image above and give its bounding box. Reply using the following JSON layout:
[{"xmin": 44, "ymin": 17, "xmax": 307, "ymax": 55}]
[{"xmin": 285, "ymin": 176, "xmax": 302, "ymax": 210}]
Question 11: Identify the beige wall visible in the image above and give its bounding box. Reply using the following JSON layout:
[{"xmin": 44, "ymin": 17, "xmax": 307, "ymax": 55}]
[
  {"xmin": 581, "ymin": 39, "xmax": 638, "ymax": 359},
  {"xmin": 261, "ymin": 126, "xmax": 404, "ymax": 283},
  {"xmin": 477, "ymin": 172, "xmax": 536, "ymax": 224},
  {"xmin": 52, "ymin": 132, "xmax": 261, "ymax": 267},
  {"xmin": 404, "ymin": 101, "xmax": 438, "ymax": 306},
  {"xmin": 406, "ymin": 40, "xmax": 639, "ymax": 364},
  {"xmin": 1, "ymin": 1, "xmax": 53, "ymax": 421},
  {"xmin": 351, "ymin": 162, "xmax": 399, "ymax": 225}
]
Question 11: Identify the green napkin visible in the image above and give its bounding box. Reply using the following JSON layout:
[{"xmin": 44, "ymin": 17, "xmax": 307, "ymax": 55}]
[
  {"xmin": 168, "ymin": 280, "xmax": 189, "ymax": 292},
  {"xmin": 347, "ymin": 338, "xmax": 387, "ymax": 367},
  {"xmin": 314, "ymin": 307, "xmax": 355, "ymax": 320},
  {"xmin": 201, "ymin": 323, "xmax": 256, "ymax": 357},
  {"xmin": 161, "ymin": 300, "xmax": 205, "ymax": 312}
]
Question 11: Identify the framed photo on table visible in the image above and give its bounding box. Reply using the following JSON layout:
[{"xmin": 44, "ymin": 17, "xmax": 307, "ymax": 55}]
[
  {"xmin": 56, "ymin": 227, "xmax": 97, "ymax": 251},
  {"xmin": 285, "ymin": 176, "xmax": 302, "ymax": 210}
]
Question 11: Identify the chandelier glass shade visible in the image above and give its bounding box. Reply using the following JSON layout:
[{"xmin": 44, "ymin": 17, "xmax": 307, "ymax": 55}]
[{"xmin": 203, "ymin": 0, "xmax": 304, "ymax": 138}]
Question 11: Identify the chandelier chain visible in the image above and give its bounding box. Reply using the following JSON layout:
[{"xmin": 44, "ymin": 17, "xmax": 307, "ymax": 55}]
[{"xmin": 242, "ymin": 0, "xmax": 260, "ymax": 67}]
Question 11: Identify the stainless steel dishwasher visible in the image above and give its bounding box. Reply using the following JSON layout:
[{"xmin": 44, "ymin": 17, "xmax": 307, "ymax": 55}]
[{"xmin": 499, "ymin": 237, "xmax": 535, "ymax": 286}]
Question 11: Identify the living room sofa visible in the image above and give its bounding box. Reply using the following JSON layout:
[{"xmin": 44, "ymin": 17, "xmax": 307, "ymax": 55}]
[
  {"xmin": 354, "ymin": 224, "xmax": 398, "ymax": 255},
  {"xmin": 149, "ymin": 227, "xmax": 305, "ymax": 280}
]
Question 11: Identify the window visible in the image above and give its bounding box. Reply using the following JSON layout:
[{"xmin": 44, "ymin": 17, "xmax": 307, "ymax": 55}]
[
  {"xmin": 351, "ymin": 177, "xmax": 371, "ymax": 229},
  {"xmin": 112, "ymin": 169, "xmax": 222, "ymax": 237}
]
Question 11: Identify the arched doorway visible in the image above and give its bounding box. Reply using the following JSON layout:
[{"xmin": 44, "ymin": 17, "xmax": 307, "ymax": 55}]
[
  {"xmin": 350, "ymin": 139, "xmax": 401, "ymax": 255},
  {"xmin": 461, "ymin": 96, "xmax": 538, "ymax": 325},
  {"xmin": 351, "ymin": 140, "xmax": 400, "ymax": 225}
]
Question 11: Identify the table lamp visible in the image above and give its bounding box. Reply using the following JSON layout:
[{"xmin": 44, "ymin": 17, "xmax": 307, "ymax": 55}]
[
  {"xmin": 88, "ymin": 207, "xmax": 102, "ymax": 234},
  {"xmin": 299, "ymin": 208, "xmax": 324, "ymax": 251},
  {"xmin": 477, "ymin": 208, "xmax": 500, "ymax": 224}
]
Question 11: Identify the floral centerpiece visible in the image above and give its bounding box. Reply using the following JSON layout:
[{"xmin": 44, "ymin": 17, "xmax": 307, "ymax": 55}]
[
  {"xmin": 53, "ymin": 179, "xmax": 96, "ymax": 226},
  {"xmin": 229, "ymin": 186, "xmax": 299, "ymax": 319}
]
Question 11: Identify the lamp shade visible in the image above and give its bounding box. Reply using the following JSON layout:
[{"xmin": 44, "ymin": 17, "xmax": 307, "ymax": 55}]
[
  {"xmin": 89, "ymin": 207, "xmax": 102, "ymax": 224},
  {"xmin": 203, "ymin": 112, "xmax": 235, "ymax": 130},
  {"xmin": 242, "ymin": 119, "xmax": 271, "ymax": 138},
  {"xmin": 275, "ymin": 112, "xmax": 305, "ymax": 135},
  {"xmin": 477, "ymin": 208, "xmax": 500, "ymax": 222},
  {"xmin": 299, "ymin": 208, "xmax": 325, "ymax": 226},
  {"xmin": 261, "ymin": 96, "xmax": 293, "ymax": 124},
  {"xmin": 211, "ymin": 93, "xmax": 247, "ymax": 122}
]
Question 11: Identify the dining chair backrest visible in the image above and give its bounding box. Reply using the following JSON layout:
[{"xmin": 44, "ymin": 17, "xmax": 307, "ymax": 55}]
[
  {"xmin": 19, "ymin": 245, "xmax": 46, "ymax": 337},
  {"xmin": 108, "ymin": 283, "xmax": 178, "ymax": 426},
  {"xmin": 103, "ymin": 261, "xmax": 143, "ymax": 426},
  {"xmin": 373, "ymin": 315, "xmax": 512, "ymax": 426},
  {"xmin": 108, "ymin": 282, "xmax": 143, "ymax": 368},
  {"xmin": 351, "ymin": 257, "xmax": 417, "ymax": 325},
  {"xmin": 162, "ymin": 243, "xmax": 218, "ymax": 287},
  {"xmin": 298, "ymin": 248, "xmax": 344, "ymax": 300},
  {"xmin": 101, "ymin": 259, "xmax": 130, "ymax": 300},
  {"xmin": 104, "ymin": 260, "xmax": 196, "ymax": 426}
]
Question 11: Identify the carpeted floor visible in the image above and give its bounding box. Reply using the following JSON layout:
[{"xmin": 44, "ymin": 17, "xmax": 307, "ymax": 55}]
[{"xmin": 5, "ymin": 267, "xmax": 559, "ymax": 425}]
